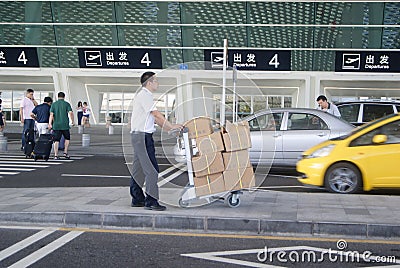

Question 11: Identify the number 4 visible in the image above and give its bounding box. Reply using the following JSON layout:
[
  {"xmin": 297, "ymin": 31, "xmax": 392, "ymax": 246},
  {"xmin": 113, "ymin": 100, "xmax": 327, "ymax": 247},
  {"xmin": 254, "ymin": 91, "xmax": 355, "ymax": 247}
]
[
  {"xmin": 268, "ymin": 54, "xmax": 280, "ymax": 68},
  {"xmin": 141, "ymin": 52, "xmax": 151, "ymax": 67},
  {"xmin": 18, "ymin": 51, "xmax": 28, "ymax": 65}
]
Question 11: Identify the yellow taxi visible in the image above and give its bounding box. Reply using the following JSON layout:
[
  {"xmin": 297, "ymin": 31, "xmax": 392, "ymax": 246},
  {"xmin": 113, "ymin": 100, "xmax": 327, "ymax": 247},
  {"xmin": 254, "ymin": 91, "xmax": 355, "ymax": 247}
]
[{"xmin": 297, "ymin": 113, "xmax": 400, "ymax": 194}]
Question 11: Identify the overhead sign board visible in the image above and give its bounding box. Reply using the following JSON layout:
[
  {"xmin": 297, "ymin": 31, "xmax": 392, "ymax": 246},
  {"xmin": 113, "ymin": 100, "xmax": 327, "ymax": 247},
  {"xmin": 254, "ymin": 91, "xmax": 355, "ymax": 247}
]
[
  {"xmin": 78, "ymin": 48, "xmax": 162, "ymax": 69},
  {"xmin": 0, "ymin": 47, "xmax": 39, "ymax": 68},
  {"xmin": 204, "ymin": 49, "xmax": 291, "ymax": 71},
  {"xmin": 335, "ymin": 51, "xmax": 400, "ymax": 73}
]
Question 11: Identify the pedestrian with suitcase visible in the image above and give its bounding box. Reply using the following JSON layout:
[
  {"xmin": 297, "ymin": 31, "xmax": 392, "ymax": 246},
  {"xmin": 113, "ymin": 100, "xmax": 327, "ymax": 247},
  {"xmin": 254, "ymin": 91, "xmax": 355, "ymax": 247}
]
[
  {"xmin": 48, "ymin": 92, "xmax": 74, "ymax": 160},
  {"xmin": 31, "ymin": 97, "xmax": 52, "ymax": 136},
  {"xmin": 20, "ymin": 89, "xmax": 38, "ymax": 151}
]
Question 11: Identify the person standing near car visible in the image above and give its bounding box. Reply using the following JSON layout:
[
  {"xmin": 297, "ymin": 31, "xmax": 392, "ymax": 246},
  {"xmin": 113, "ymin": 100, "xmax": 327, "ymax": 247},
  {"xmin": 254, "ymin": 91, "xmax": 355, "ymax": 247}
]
[
  {"xmin": 316, "ymin": 95, "xmax": 341, "ymax": 117},
  {"xmin": 129, "ymin": 71, "xmax": 182, "ymax": 211},
  {"xmin": 20, "ymin": 89, "xmax": 38, "ymax": 150},
  {"xmin": 31, "ymin": 96, "xmax": 52, "ymax": 136},
  {"xmin": 48, "ymin": 92, "xmax": 74, "ymax": 160}
]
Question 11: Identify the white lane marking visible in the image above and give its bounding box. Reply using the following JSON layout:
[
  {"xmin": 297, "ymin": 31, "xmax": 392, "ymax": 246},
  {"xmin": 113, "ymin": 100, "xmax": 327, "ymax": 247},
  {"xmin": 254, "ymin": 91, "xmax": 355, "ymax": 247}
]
[
  {"xmin": 0, "ymin": 157, "xmax": 74, "ymax": 163},
  {"xmin": 267, "ymin": 174, "xmax": 298, "ymax": 179},
  {"xmin": 0, "ymin": 167, "xmax": 34, "ymax": 171},
  {"xmin": 182, "ymin": 246, "xmax": 400, "ymax": 267},
  {"xmin": 0, "ymin": 161, "xmax": 62, "ymax": 165},
  {"xmin": 61, "ymin": 163, "xmax": 185, "ymax": 179},
  {"xmin": 0, "ymin": 172, "xmax": 20, "ymax": 175},
  {"xmin": 182, "ymin": 248, "xmax": 278, "ymax": 267},
  {"xmin": 61, "ymin": 174, "xmax": 130, "ymax": 178},
  {"xmin": 0, "ymin": 164, "xmax": 49, "ymax": 168},
  {"xmin": 8, "ymin": 231, "xmax": 84, "ymax": 268},
  {"xmin": 158, "ymin": 167, "xmax": 187, "ymax": 187},
  {"xmin": 0, "ymin": 228, "xmax": 57, "ymax": 262},
  {"xmin": 0, "ymin": 155, "xmax": 88, "ymax": 159},
  {"xmin": 256, "ymin": 186, "xmax": 317, "ymax": 190},
  {"xmin": 159, "ymin": 162, "xmax": 184, "ymax": 177}
]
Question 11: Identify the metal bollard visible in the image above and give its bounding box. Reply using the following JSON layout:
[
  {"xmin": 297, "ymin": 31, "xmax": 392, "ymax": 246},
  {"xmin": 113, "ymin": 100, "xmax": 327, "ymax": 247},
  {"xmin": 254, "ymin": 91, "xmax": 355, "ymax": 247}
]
[
  {"xmin": 0, "ymin": 134, "xmax": 7, "ymax": 152},
  {"xmin": 78, "ymin": 125, "xmax": 84, "ymax": 134},
  {"xmin": 82, "ymin": 133, "xmax": 90, "ymax": 147},
  {"xmin": 108, "ymin": 125, "xmax": 114, "ymax": 135}
]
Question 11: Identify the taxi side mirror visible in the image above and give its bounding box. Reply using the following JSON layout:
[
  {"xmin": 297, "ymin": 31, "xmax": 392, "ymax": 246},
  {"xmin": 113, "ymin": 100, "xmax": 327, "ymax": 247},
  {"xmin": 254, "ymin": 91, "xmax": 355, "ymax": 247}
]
[{"xmin": 372, "ymin": 134, "xmax": 387, "ymax": 144}]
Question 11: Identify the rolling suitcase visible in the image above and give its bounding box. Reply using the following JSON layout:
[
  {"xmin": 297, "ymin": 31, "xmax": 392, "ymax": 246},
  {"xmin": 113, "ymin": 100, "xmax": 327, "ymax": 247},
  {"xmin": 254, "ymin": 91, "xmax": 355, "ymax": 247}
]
[
  {"xmin": 32, "ymin": 134, "xmax": 53, "ymax": 161},
  {"xmin": 24, "ymin": 129, "xmax": 35, "ymax": 158}
]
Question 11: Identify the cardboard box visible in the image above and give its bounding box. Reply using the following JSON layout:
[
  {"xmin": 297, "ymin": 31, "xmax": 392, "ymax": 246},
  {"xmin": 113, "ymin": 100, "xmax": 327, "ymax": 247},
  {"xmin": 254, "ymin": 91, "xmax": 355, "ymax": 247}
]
[
  {"xmin": 222, "ymin": 150, "xmax": 250, "ymax": 170},
  {"xmin": 223, "ymin": 120, "xmax": 252, "ymax": 152},
  {"xmin": 192, "ymin": 152, "xmax": 225, "ymax": 177},
  {"xmin": 196, "ymin": 131, "xmax": 225, "ymax": 155},
  {"xmin": 194, "ymin": 173, "xmax": 225, "ymax": 197},
  {"xmin": 223, "ymin": 166, "xmax": 255, "ymax": 191},
  {"xmin": 184, "ymin": 116, "xmax": 213, "ymax": 139}
]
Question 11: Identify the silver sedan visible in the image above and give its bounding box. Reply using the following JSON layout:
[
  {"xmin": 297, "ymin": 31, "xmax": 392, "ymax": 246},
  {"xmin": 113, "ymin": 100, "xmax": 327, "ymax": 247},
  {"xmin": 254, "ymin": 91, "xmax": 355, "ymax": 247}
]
[{"xmin": 244, "ymin": 108, "xmax": 355, "ymax": 166}]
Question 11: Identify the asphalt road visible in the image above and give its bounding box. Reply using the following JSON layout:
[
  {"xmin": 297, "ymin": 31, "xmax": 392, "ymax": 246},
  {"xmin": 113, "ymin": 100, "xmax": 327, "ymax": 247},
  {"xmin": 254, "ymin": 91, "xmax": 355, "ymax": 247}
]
[
  {"xmin": 0, "ymin": 154, "xmax": 308, "ymax": 190},
  {"xmin": 1, "ymin": 226, "xmax": 399, "ymax": 267},
  {"xmin": 2, "ymin": 153, "xmax": 400, "ymax": 196}
]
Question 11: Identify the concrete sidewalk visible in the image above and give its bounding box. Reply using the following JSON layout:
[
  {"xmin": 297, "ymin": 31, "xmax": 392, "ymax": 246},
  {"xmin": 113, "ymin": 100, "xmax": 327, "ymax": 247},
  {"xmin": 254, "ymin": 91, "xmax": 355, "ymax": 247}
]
[{"xmin": 1, "ymin": 124, "xmax": 400, "ymax": 239}]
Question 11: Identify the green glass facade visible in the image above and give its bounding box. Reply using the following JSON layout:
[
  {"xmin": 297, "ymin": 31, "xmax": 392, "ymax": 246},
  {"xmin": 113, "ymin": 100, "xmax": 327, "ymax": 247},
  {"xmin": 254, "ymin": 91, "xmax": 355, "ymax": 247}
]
[{"xmin": 0, "ymin": 1, "xmax": 399, "ymax": 70}]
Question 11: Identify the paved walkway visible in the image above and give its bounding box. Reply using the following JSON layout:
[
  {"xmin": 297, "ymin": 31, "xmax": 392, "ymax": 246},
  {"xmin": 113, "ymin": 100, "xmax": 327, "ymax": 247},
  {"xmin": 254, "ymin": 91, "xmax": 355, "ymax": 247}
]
[{"xmin": 0, "ymin": 124, "xmax": 400, "ymax": 239}]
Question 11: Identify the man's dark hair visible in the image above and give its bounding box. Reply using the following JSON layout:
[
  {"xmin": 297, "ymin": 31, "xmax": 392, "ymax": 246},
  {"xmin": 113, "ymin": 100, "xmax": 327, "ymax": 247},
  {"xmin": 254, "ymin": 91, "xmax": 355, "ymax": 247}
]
[
  {"xmin": 316, "ymin": 95, "xmax": 327, "ymax": 102},
  {"xmin": 44, "ymin": 97, "xmax": 52, "ymax": 103},
  {"xmin": 58, "ymin": 92, "xmax": 65, "ymax": 98},
  {"xmin": 140, "ymin": 71, "xmax": 156, "ymax": 86},
  {"xmin": 26, "ymin": 88, "xmax": 34, "ymax": 93}
]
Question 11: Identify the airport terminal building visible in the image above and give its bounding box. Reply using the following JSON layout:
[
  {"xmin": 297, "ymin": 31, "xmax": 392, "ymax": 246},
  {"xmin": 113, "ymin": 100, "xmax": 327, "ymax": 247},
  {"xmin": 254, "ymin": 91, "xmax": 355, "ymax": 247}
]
[{"xmin": 0, "ymin": 1, "xmax": 399, "ymax": 125}]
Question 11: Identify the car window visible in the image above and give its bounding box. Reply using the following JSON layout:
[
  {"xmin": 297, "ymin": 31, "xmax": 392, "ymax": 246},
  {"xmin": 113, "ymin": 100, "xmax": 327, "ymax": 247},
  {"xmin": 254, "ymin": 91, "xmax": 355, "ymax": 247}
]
[
  {"xmin": 362, "ymin": 104, "xmax": 394, "ymax": 122},
  {"xmin": 248, "ymin": 112, "xmax": 283, "ymax": 131},
  {"xmin": 396, "ymin": 105, "xmax": 400, "ymax": 113},
  {"xmin": 337, "ymin": 104, "xmax": 359, "ymax": 123},
  {"xmin": 287, "ymin": 113, "xmax": 328, "ymax": 130},
  {"xmin": 350, "ymin": 119, "xmax": 400, "ymax": 146}
]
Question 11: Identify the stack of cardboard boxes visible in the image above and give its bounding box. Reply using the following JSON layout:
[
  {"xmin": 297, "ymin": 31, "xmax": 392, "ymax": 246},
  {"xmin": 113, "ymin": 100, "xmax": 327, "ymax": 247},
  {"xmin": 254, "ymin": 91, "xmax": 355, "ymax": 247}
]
[{"xmin": 184, "ymin": 116, "xmax": 255, "ymax": 197}]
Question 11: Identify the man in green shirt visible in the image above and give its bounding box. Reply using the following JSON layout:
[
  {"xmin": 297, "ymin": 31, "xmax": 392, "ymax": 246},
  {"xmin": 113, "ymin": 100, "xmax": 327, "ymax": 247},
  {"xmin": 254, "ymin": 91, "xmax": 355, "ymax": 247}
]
[{"xmin": 49, "ymin": 92, "xmax": 75, "ymax": 159}]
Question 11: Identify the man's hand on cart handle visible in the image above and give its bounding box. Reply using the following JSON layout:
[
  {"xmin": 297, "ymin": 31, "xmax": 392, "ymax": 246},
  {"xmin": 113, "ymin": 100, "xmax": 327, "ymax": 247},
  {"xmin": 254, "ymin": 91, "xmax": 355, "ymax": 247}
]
[{"xmin": 168, "ymin": 124, "xmax": 184, "ymax": 136}]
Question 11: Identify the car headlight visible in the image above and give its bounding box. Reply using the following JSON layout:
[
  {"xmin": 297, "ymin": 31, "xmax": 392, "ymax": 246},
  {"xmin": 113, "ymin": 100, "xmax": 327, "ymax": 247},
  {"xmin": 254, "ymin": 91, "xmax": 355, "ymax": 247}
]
[{"xmin": 307, "ymin": 144, "xmax": 335, "ymax": 158}]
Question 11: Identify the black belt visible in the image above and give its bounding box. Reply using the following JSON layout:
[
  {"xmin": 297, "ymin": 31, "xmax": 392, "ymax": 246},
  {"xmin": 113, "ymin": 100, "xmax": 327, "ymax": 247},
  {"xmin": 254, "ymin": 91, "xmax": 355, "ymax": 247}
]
[{"xmin": 132, "ymin": 131, "xmax": 153, "ymax": 135}]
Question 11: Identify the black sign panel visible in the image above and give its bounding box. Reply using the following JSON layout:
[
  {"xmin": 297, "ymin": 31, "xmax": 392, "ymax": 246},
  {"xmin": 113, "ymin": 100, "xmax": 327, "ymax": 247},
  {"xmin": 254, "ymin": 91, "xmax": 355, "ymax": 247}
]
[
  {"xmin": 0, "ymin": 47, "xmax": 39, "ymax": 68},
  {"xmin": 204, "ymin": 49, "xmax": 291, "ymax": 71},
  {"xmin": 335, "ymin": 51, "xmax": 400, "ymax": 73},
  {"xmin": 78, "ymin": 48, "xmax": 162, "ymax": 69}
]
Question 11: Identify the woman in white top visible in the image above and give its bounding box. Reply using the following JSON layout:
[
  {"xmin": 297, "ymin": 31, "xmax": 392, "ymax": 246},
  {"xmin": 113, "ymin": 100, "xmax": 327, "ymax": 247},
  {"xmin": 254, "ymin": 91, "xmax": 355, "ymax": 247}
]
[{"xmin": 81, "ymin": 102, "xmax": 91, "ymax": 127}]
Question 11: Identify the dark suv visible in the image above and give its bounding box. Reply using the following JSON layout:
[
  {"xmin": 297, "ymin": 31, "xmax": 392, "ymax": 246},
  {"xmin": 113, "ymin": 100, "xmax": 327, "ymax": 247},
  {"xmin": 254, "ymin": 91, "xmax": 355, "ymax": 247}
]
[{"xmin": 336, "ymin": 101, "xmax": 400, "ymax": 126}]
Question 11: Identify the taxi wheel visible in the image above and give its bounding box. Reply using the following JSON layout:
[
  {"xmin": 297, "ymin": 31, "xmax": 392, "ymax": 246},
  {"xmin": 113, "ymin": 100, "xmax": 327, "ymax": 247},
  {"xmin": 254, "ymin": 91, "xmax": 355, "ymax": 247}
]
[{"xmin": 325, "ymin": 163, "xmax": 362, "ymax": 194}]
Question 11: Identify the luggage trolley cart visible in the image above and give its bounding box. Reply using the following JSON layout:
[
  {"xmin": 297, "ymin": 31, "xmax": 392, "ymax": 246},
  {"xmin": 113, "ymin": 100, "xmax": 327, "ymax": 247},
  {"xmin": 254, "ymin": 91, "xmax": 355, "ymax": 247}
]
[{"xmin": 176, "ymin": 127, "xmax": 242, "ymax": 208}]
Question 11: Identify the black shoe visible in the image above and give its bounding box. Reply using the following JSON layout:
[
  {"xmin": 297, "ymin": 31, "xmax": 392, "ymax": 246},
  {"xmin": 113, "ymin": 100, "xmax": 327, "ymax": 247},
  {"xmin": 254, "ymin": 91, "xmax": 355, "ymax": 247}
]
[
  {"xmin": 131, "ymin": 201, "xmax": 145, "ymax": 207},
  {"xmin": 144, "ymin": 204, "xmax": 166, "ymax": 211}
]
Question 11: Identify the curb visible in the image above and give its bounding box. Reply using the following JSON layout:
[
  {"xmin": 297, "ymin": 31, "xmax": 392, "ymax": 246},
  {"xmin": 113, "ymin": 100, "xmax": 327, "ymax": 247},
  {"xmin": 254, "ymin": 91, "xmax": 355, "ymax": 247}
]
[{"xmin": 1, "ymin": 212, "xmax": 399, "ymax": 239}]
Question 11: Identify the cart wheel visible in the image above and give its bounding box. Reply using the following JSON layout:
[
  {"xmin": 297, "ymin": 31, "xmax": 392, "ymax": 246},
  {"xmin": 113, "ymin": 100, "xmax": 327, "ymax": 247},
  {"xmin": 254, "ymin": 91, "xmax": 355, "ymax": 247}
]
[
  {"xmin": 178, "ymin": 198, "xmax": 189, "ymax": 208},
  {"xmin": 228, "ymin": 194, "xmax": 240, "ymax": 208}
]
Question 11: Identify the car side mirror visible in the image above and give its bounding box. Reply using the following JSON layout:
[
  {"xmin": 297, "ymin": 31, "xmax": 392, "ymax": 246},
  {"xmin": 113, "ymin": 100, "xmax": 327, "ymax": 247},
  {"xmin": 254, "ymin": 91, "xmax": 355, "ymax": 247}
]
[{"xmin": 372, "ymin": 134, "xmax": 387, "ymax": 144}]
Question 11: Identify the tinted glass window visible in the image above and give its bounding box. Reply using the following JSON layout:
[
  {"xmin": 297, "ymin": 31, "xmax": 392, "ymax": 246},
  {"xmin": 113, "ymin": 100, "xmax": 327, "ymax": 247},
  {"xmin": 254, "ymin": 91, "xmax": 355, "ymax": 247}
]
[
  {"xmin": 396, "ymin": 105, "xmax": 400, "ymax": 113},
  {"xmin": 248, "ymin": 112, "xmax": 283, "ymax": 131},
  {"xmin": 350, "ymin": 119, "xmax": 400, "ymax": 146},
  {"xmin": 287, "ymin": 113, "xmax": 328, "ymax": 130},
  {"xmin": 337, "ymin": 104, "xmax": 359, "ymax": 123},
  {"xmin": 362, "ymin": 104, "xmax": 394, "ymax": 122}
]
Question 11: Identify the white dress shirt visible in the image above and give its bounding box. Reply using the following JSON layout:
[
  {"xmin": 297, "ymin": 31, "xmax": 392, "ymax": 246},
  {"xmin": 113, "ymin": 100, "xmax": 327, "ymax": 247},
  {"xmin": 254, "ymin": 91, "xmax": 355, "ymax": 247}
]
[{"xmin": 130, "ymin": 87, "xmax": 157, "ymax": 133}]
